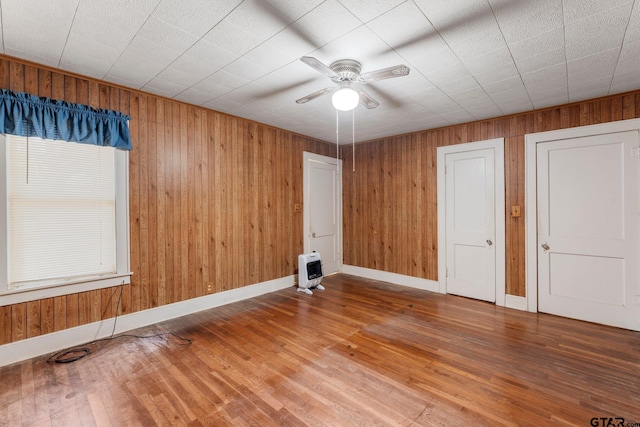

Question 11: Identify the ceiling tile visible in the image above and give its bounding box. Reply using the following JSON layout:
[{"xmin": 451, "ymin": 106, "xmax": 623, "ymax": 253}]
[
  {"xmin": 226, "ymin": 0, "xmax": 292, "ymax": 42},
  {"xmin": 222, "ymin": 58, "xmax": 271, "ymax": 82},
  {"xmin": 508, "ymin": 27, "xmax": 564, "ymax": 61},
  {"xmin": 293, "ymin": 0, "xmax": 362, "ymax": 45},
  {"xmin": 567, "ymin": 48, "xmax": 619, "ymax": 82},
  {"xmin": 521, "ymin": 62, "xmax": 568, "ymax": 95},
  {"xmin": 410, "ymin": 46, "xmax": 463, "ymax": 76},
  {"xmin": 492, "ymin": 0, "xmax": 563, "ymax": 44},
  {"xmin": 173, "ymin": 88, "xmax": 217, "ymax": 106},
  {"xmin": 440, "ymin": 110, "xmax": 476, "ymax": 124},
  {"xmin": 193, "ymin": 70, "xmax": 250, "ymax": 99},
  {"xmin": 415, "ymin": 0, "xmax": 497, "ymax": 44},
  {"xmin": 448, "ymin": 28, "xmax": 507, "ymax": 60},
  {"xmin": 183, "ymin": 39, "xmax": 238, "ymax": 70},
  {"xmin": 137, "ymin": 17, "xmax": 198, "ymax": 53},
  {"xmin": 202, "ymin": 20, "xmax": 262, "ymax": 57},
  {"xmin": 624, "ymin": 1, "xmax": 640, "ymax": 44},
  {"xmin": 463, "ymin": 48, "xmax": 516, "ymax": 78},
  {"xmin": 611, "ymin": 70, "xmax": 640, "ymax": 93},
  {"xmin": 152, "ymin": 59, "xmax": 213, "ymax": 88},
  {"xmin": 152, "ymin": 0, "xmax": 241, "ymax": 38},
  {"xmin": 564, "ymin": 3, "xmax": 632, "ymax": 60},
  {"xmin": 243, "ymin": 25, "xmax": 322, "ymax": 71},
  {"xmin": 367, "ymin": 1, "xmax": 446, "ymax": 62},
  {"xmin": 105, "ymin": 33, "xmax": 187, "ymax": 88},
  {"xmin": 474, "ymin": 62, "xmax": 519, "ymax": 86},
  {"xmin": 339, "ymin": 0, "xmax": 405, "ymax": 23},
  {"xmin": 58, "ymin": 49, "xmax": 114, "ymax": 80},
  {"xmin": 513, "ymin": 48, "xmax": 566, "ymax": 75},
  {"xmin": 423, "ymin": 62, "xmax": 473, "ymax": 86},
  {"xmin": 142, "ymin": 76, "xmax": 189, "ymax": 99},
  {"xmin": 530, "ymin": 91, "xmax": 569, "ymax": 109},
  {"xmin": 263, "ymin": 0, "xmax": 325, "ymax": 20},
  {"xmin": 563, "ymin": 0, "xmax": 632, "ymax": 24},
  {"xmin": 614, "ymin": 39, "xmax": 640, "ymax": 75},
  {"xmin": 2, "ymin": 0, "xmax": 79, "ymax": 66}
]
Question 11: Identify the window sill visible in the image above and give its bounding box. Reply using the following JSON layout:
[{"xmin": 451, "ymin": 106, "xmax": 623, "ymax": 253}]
[{"xmin": 0, "ymin": 273, "xmax": 132, "ymax": 307}]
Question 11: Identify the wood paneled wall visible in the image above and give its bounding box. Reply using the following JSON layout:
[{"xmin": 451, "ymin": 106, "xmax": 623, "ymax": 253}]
[
  {"xmin": 341, "ymin": 92, "xmax": 640, "ymax": 297},
  {"xmin": 0, "ymin": 56, "xmax": 335, "ymax": 346},
  {"xmin": 2, "ymin": 53, "xmax": 640, "ymax": 347}
]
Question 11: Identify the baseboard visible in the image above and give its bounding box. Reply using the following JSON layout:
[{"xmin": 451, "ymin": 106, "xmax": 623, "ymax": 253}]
[
  {"xmin": 505, "ymin": 294, "xmax": 527, "ymax": 311},
  {"xmin": 0, "ymin": 275, "xmax": 295, "ymax": 368},
  {"xmin": 341, "ymin": 265, "xmax": 439, "ymax": 293}
]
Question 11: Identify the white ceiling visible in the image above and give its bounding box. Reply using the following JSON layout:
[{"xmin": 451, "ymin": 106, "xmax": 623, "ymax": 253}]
[{"xmin": 1, "ymin": 0, "xmax": 639, "ymax": 143}]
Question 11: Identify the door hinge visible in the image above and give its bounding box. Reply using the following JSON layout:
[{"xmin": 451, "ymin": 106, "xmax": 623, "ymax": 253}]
[{"xmin": 446, "ymin": 267, "xmax": 448, "ymax": 277}]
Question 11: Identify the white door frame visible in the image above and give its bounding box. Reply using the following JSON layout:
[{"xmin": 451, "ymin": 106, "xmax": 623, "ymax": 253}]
[
  {"xmin": 437, "ymin": 138, "xmax": 506, "ymax": 305},
  {"xmin": 303, "ymin": 151, "xmax": 342, "ymax": 271},
  {"xmin": 524, "ymin": 118, "xmax": 640, "ymax": 312}
]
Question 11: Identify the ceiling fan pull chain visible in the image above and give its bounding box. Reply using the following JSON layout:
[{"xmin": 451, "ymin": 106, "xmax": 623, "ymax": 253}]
[{"xmin": 336, "ymin": 109, "xmax": 339, "ymax": 161}]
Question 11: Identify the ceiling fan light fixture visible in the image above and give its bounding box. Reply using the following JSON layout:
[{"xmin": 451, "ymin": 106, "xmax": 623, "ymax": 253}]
[{"xmin": 332, "ymin": 87, "xmax": 359, "ymax": 111}]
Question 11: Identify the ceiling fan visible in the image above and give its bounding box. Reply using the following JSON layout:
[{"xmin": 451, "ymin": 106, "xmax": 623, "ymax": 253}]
[{"xmin": 295, "ymin": 56, "xmax": 410, "ymax": 110}]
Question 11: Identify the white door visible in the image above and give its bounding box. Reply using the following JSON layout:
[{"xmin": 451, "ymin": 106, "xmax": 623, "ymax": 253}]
[
  {"xmin": 438, "ymin": 139, "xmax": 505, "ymax": 305},
  {"xmin": 303, "ymin": 152, "xmax": 342, "ymax": 274},
  {"xmin": 444, "ymin": 149, "xmax": 496, "ymax": 302},
  {"xmin": 536, "ymin": 131, "xmax": 639, "ymax": 330}
]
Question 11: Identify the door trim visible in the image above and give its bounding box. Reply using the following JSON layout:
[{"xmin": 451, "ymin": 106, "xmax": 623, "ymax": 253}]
[
  {"xmin": 303, "ymin": 151, "xmax": 342, "ymax": 271},
  {"xmin": 437, "ymin": 138, "xmax": 506, "ymax": 305},
  {"xmin": 524, "ymin": 118, "xmax": 640, "ymax": 313}
]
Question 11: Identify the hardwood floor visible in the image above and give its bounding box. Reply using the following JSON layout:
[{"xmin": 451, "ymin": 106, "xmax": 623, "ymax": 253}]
[{"xmin": 1, "ymin": 274, "xmax": 639, "ymax": 426}]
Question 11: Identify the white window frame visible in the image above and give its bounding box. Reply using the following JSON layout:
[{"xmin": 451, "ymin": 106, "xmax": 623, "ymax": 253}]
[{"xmin": 0, "ymin": 134, "xmax": 131, "ymax": 306}]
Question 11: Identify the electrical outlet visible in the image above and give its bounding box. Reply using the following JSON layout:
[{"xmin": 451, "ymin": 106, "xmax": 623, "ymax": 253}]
[
  {"xmin": 294, "ymin": 203, "xmax": 300, "ymax": 212},
  {"xmin": 206, "ymin": 283, "xmax": 213, "ymax": 293}
]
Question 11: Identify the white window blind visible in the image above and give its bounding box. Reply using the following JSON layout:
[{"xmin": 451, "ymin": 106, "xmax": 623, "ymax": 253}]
[{"xmin": 7, "ymin": 135, "xmax": 116, "ymax": 289}]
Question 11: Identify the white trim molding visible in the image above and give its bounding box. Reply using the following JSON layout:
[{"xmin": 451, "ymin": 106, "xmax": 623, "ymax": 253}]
[
  {"xmin": 0, "ymin": 275, "xmax": 295, "ymax": 367},
  {"xmin": 505, "ymin": 295, "xmax": 527, "ymax": 311},
  {"xmin": 436, "ymin": 138, "xmax": 506, "ymax": 306},
  {"xmin": 525, "ymin": 118, "xmax": 640, "ymax": 313},
  {"xmin": 341, "ymin": 265, "xmax": 439, "ymax": 292}
]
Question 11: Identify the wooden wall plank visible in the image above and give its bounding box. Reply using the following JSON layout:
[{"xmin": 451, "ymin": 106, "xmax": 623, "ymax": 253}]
[
  {"xmin": 0, "ymin": 306, "xmax": 10, "ymax": 345},
  {"xmin": 11, "ymin": 304, "xmax": 26, "ymax": 341},
  {"xmin": 25, "ymin": 301, "xmax": 40, "ymax": 339},
  {"xmin": 129, "ymin": 93, "xmax": 142, "ymax": 314},
  {"xmin": 156, "ymin": 99, "xmax": 167, "ymax": 305},
  {"xmin": 148, "ymin": 96, "xmax": 159, "ymax": 308},
  {"xmin": 139, "ymin": 93, "xmax": 151, "ymax": 311}
]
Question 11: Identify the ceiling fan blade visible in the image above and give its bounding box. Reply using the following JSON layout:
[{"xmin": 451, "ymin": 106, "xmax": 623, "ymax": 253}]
[
  {"xmin": 357, "ymin": 89, "xmax": 379, "ymax": 109},
  {"xmin": 295, "ymin": 87, "xmax": 335, "ymax": 104},
  {"xmin": 360, "ymin": 64, "xmax": 410, "ymax": 83},
  {"xmin": 301, "ymin": 56, "xmax": 337, "ymax": 79}
]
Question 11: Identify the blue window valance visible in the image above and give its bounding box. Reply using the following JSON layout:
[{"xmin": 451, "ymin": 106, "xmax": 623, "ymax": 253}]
[{"xmin": 0, "ymin": 89, "xmax": 132, "ymax": 150}]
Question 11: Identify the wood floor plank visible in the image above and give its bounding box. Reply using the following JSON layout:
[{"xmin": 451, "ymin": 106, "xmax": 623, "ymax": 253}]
[{"xmin": 1, "ymin": 274, "xmax": 639, "ymax": 426}]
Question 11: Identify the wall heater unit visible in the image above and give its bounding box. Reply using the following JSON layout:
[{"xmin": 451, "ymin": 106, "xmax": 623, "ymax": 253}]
[{"xmin": 298, "ymin": 252, "xmax": 325, "ymax": 295}]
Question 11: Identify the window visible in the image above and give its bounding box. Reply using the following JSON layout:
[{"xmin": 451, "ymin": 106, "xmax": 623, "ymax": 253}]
[{"xmin": 0, "ymin": 135, "xmax": 131, "ymax": 305}]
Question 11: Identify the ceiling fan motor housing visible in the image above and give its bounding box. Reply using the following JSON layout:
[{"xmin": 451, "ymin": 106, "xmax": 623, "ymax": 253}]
[{"xmin": 330, "ymin": 59, "xmax": 362, "ymax": 83}]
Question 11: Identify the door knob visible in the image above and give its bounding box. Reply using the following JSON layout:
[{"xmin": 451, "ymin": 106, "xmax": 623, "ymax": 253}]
[
  {"xmin": 541, "ymin": 242, "xmax": 550, "ymax": 251},
  {"xmin": 312, "ymin": 232, "xmax": 316, "ymax": 238},
  {"xmin": 486, "ymin": 239, "xmax": 493, "ymax": 246}
]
